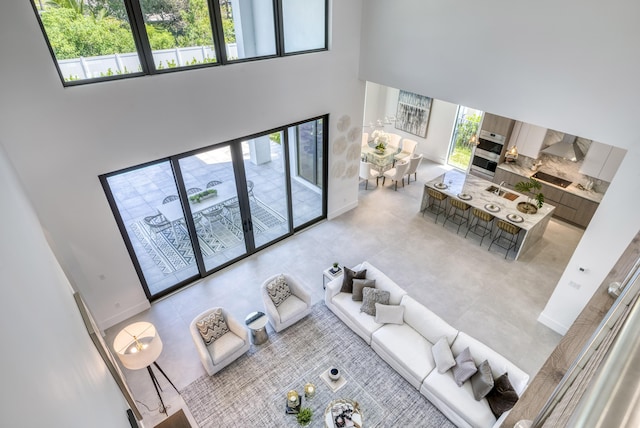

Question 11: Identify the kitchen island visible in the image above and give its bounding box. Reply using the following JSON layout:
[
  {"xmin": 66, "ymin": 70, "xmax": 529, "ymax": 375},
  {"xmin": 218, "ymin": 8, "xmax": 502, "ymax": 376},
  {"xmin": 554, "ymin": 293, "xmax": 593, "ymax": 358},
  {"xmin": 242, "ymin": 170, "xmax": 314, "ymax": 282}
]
[{"xmin": 421, "ymin": 170, "xmax": 555, "ymax": 260}]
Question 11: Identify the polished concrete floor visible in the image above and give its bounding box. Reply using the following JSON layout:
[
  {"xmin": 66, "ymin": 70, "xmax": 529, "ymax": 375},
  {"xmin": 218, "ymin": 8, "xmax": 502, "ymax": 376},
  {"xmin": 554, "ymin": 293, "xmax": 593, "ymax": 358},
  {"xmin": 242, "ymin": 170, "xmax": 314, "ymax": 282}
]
[{"xmin": 105, "ymin": 160, "xmax": 583, "ymax": 427}]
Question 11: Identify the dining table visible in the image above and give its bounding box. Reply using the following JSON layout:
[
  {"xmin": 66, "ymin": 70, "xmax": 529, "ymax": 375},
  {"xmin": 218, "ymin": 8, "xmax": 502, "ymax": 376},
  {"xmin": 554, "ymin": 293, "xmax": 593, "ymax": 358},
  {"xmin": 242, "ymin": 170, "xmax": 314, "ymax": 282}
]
[
  {"xmin": 421, "ymin": 170, "xmax": 556, "ymax": 260},
  {"xmin": 156, "ymin": 182, "xmax": 238, "ymax": 238},
  {"xmin": 361, "ymin": 142, "xmax": 400, "ymax": 175}
]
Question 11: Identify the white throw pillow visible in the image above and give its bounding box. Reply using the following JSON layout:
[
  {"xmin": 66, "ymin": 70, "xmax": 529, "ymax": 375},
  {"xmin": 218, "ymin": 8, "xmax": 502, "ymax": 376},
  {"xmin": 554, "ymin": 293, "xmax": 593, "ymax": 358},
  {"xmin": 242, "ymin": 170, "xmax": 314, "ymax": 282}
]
[
  {"xmin": 374, "ymin": 303, "xmax": 404, "ymax": 325},
  {"xmin": 432, "ymin": 337, "xmax": 456, "ymax": 374}
]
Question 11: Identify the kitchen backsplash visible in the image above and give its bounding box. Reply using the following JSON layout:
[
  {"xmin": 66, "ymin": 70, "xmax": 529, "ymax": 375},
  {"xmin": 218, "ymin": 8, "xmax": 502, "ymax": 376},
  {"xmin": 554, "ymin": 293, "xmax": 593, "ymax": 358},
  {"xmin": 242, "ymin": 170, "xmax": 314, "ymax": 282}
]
[{"xmin": 515, "ymin": 154, "xmax": 610, "ymax": 194}]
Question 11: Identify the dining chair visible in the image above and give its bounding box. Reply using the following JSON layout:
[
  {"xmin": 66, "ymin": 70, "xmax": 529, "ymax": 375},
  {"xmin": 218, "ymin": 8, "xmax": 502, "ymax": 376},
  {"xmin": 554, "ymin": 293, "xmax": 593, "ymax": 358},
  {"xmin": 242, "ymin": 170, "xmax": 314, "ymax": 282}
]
[
  {"xmin": 359, "ymin": 160, "xmax": 379, "ymax": 190},
  {"xmin": 201, "ymin": 206, "xmax": 224, "ymax": 235},
  {"xmin": 187, "ymin": 187, "xmax": 202, "ymax": 195},
  {"xmin": 387, "ymin": 133, "xmax": 402, "ymax": 151},
  {"xmin": 404, "ymin": 154, "xmax": 423, "ymax": 184},
  {"xmin": 206, "ymin": 180, "xmax": 222, "ymax": 188},
  {"xmin": 143, "ymin": 213, "xmax": 172, "ymax": 241},
  {"xmin": 162, "ymin": 195, "xmax": 179, "ymax": 204},
  {"xmin": 382, "ymin": 160, "xmax": 410, "ymax": 190},
  {"xmin": 394, "ymin": 139, "xmax": 418, "ymax": 163}
]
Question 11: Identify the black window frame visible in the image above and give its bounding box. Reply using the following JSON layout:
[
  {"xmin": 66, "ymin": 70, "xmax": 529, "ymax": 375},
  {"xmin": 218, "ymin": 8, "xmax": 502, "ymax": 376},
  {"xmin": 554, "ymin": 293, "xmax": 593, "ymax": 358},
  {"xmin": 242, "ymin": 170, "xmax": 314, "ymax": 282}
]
[{"xmin": 30, "ymin": 0, "xmax": 328, "ymax": 87}]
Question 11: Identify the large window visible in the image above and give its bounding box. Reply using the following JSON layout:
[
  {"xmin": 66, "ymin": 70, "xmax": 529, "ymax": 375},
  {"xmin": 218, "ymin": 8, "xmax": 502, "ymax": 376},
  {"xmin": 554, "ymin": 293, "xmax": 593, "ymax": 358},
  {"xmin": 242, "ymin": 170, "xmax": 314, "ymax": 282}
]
[
  {"xmin": 447, "ymin": 106, "xmax": 482, "ymax": 170},
  {"xmin": 100, "ymin": 116, "xmax": 326, "ymax": 299},
  {"xmin": 31, "ymin": 0, "xmax": 327, "ymax": 85}
]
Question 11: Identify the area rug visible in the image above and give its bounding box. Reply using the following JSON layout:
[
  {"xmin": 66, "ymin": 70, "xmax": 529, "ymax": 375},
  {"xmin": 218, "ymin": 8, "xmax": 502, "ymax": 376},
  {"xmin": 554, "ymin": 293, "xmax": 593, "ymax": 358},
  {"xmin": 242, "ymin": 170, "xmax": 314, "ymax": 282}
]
[
  {"xmin": 132, "ymin": 198, "xmax": 286, "ymax": 274},
  {"xmin": 180, "ymin": 304, "xmax": 455, "ymax": 427}
]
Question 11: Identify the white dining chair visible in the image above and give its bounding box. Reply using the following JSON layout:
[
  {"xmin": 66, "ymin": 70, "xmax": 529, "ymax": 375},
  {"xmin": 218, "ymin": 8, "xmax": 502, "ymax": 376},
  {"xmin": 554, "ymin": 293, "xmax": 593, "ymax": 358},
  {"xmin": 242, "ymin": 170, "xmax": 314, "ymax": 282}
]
[
  {"xmin": 387, "ymin": 133, "xmax": 402, "ymax": 151},
  {"xmin": 404, "ymin": 153, "xmax": 424, "ymax": 184},
  {"xmin": 359, "ymin": 160, "xmax": 379, "ymax": 190},
  {"xmin": 382, "ymin": 160, "xmax": 410, "ymax": 190},
  {"xmin": 394, "ymin": 138, "xmax": 418, "ymax": 163}
]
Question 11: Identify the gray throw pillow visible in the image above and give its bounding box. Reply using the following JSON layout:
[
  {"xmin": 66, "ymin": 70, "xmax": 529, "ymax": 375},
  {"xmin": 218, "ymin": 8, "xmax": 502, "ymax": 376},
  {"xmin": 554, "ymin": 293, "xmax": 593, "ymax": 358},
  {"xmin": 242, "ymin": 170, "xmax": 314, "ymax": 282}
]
[
  {"xmin": 352, "ymin": 278, "xmax": 376, "ymax": 301},
  {"xmin": 266, "ymin": 274, "xmax": 291, "ymax": 307},
  {"xmin": 360, "ymin": 287, "xmax": 390, "ymax": 316},
  {"xmin": 486, "ymin": 372, "xmax": 519, "ymax": 418},
  {"xmin": 195, "ymin": 309, "xmax": 229, "ymax": 345},
  {"xmin": 374, "ymin": 303, "xmax": 405, "ymax": 324},
  {"xmin": 432, "ymin": 337, "xmax": 456, "ymax": 374},
  {"xmin": 340, "ymin": 267, "xmax": 367, "ymax": 293},
  {"xmin": 471, "ymin": 360, "xmax": 494, "ymax": 400},
  {"xmin": 451, "ymin": 347, "xmax": 477, "ymax": 386}
]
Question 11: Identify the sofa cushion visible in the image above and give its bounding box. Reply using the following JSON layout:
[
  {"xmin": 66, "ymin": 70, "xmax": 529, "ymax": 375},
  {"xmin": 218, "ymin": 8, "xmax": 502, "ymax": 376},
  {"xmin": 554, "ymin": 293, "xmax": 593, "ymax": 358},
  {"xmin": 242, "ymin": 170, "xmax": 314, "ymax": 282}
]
[
  {"xmin": 374, "ymin": 303, "xmax": 404, "ymax": 325},
  {"xmin": 432, "ymin": 336, "xmax": 456, "ymax": 374},
  {"xmin": 352, "ymin": 279, "xmax": 376, "ymax": 301},
  {"xmin": 452, "ymin": 347, "xmax": 477, "ymax": 386},
  {"xmin": 277, "ymin": 295, "xmax": 308, "ymax": 323},
  {"xmin": 340, "ymin": 267, "xmax": 367, "ymax": 293},
  {"xmin": 486, "ymin": 372, "xmax": 519, "ymax": 418},
  {"xmin": 266, "ymin": 274, "xmax": 291, "ymax": 307},
  {"xmin": 332, "ymin": 292, "xmax": 384, "ymax": 338},
  {"xmin": 207, "ymin": 330, "xmax": 246, "ymax": 364},
  {"xmin": 359, "ymin": 262, "xmax": 407, "ymax": 305},
  {"xmin": 360, "ymin": 287, "xmax": 390, "ymax": 316},
  {"xmin": 196, "ymin": 309, "xmax": 229, "ymax": 345},
  {"xmin": 400, "ymin": 295, "xmax": 458, "ymax": 345},
  {"xmin": 421, "ymin": 369, "xmax": 498, "ymax": 428},
  {"xmin": 372, "ymin": 323, "xmax": 436, "ymax": 387},
  {"xmin": 471, "ymin": 360, "xmax": 494, "ymax": 400}
]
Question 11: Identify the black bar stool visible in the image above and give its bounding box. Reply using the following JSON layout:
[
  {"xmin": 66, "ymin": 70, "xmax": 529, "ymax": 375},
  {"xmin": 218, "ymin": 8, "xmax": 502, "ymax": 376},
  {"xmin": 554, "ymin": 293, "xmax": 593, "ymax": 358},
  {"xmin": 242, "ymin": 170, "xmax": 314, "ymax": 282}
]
[
  {"xmin": 443, "ymin": 198, "xmax": 470, "ymax": 234},
  {"xmin": 465, "ymin": 208, "xmax": 495, "ymax": 245},
  {"xmin": 423, "ymin": 188, "xmax": 448, "ymax": 223},
  {"xmin": 488, "ymin": 219, "xmax": 522, "ymax": 259}
]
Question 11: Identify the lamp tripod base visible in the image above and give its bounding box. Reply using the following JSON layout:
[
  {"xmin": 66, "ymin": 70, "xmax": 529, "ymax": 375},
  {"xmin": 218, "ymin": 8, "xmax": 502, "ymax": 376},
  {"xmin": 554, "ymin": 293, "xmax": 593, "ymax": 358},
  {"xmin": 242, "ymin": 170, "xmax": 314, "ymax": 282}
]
[{"xmin": 147, "ymin": 362, "xmax": 179, "ymax": 415}]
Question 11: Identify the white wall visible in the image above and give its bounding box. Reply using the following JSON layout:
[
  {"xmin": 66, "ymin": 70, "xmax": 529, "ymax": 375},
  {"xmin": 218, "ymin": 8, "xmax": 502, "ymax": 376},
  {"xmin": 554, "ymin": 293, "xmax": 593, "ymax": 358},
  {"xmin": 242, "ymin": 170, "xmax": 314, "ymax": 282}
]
[
  {"xmin": 364, "ymin": 82, "xmax": 457, "ymax": 164},
  {"xmin": 360, "ymin": 0, "xmax": 640, "ymax": 334},
  {"xmin": 0, "ymin": 146, "xmax": 132, "ymax": 427},
  {"xmin": 0, "ymin": 1, "xmax": 365, "ymax": 329}
]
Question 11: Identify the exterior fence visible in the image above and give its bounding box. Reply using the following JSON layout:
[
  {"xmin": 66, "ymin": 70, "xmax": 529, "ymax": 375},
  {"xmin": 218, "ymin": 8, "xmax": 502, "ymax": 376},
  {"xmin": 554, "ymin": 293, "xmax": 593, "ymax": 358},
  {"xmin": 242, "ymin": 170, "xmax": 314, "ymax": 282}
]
[{"xmin": 59, "ymin": 44, "xmax": 238, "ymax": 80}]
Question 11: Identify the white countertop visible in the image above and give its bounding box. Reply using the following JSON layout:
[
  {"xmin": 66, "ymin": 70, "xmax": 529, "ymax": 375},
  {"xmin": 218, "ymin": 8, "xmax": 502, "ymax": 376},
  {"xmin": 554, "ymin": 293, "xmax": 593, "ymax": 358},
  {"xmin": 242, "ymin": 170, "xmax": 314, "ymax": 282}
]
[
  {"xmin": 425, "ymin": 170, "xmax": 555, "ymax": 231},
  {"xmin": 497, "ymin": 163, "xmax": 603, "ymax": 204}
]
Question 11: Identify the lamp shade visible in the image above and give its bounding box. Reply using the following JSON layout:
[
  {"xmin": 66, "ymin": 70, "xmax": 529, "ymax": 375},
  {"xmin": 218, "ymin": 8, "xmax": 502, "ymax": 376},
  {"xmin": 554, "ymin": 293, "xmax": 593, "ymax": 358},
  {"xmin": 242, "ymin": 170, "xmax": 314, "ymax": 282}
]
[{"xmin": 113, "ymin": 322, "xmax": 163, "ymax": 370}]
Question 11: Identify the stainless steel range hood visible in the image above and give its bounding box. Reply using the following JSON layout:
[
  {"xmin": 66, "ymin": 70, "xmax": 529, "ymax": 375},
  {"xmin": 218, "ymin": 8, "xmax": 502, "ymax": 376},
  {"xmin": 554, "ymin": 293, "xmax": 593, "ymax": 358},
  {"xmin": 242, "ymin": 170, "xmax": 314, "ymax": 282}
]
[{"xmin": 541, "ymin": 131, "xmax": 589, "ymax": 162}]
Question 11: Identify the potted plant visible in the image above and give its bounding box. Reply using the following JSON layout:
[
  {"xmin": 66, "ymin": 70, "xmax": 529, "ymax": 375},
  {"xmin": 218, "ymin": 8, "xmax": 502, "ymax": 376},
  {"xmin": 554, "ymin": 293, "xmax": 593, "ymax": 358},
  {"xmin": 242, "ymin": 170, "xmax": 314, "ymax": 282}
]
[
  {"xmin": 514, "ymin": 178, "xmax": 544, "ymax": 214},
  {"xmin": 297, "ymin": 407, "xmax": 313, "ymax": 426}
]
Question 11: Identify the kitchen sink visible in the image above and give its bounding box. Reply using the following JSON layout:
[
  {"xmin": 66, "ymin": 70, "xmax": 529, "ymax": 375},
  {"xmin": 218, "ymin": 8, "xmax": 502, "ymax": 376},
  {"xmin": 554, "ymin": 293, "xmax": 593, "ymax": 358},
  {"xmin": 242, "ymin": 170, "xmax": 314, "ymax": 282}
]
[{"xmin": 485, "ymin": 186, "xmax": 520, "ymax": 201}]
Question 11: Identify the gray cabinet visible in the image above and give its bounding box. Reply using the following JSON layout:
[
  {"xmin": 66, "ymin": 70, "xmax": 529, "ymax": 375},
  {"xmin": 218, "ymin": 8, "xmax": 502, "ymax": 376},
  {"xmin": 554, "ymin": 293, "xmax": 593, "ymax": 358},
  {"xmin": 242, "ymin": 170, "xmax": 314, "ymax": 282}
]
[{"xmin": 481, "ymin": 113, "xmax": 515, "ymax": 138}]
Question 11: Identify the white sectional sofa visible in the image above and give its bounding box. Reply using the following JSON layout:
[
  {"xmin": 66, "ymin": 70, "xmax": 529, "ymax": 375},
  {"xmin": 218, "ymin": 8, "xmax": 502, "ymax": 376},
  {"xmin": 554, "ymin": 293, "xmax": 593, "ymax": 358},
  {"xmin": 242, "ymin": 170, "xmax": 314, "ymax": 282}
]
[{"xmin": 325, "ymin": 261, "xmax": 529, "ymax": 428}]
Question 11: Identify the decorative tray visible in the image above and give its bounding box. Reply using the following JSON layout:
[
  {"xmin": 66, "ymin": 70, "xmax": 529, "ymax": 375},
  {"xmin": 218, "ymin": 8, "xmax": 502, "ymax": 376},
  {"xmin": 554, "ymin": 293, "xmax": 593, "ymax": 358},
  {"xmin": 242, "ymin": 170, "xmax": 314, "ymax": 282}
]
[
  {"xmin": 484, "ymin": 203, "xmax": 500, "ymax": 213},
  {"xmin": 324, "ymin": 399, "xmax": 362, "ymax": 428},
  {"xmin": 457, "ymin": 193, "xmax": 472, "ymax": 200},
  {"xmin": 434, "ymin": 182, "xmax": 448, "ymax": 189},
  {"xmin": 507, "ymin": 213, "xmax": 524, "ymax": 223}
]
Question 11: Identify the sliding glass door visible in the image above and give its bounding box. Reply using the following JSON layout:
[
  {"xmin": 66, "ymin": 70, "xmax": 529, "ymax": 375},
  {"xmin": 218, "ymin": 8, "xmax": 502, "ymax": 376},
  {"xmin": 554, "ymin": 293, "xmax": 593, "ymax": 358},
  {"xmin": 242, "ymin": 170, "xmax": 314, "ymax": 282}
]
[{"xmin": 101, "ymin": 116, "xmax": 327, "ymax": 299}]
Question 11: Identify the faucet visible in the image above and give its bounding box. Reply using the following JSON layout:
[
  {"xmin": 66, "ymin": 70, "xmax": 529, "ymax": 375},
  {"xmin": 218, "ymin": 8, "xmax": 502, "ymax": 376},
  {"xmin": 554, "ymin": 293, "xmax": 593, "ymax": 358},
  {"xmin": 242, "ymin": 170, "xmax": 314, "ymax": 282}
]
[{"xmin": 495, "ymin": 181, "xmax": 505, "ymax": 196}]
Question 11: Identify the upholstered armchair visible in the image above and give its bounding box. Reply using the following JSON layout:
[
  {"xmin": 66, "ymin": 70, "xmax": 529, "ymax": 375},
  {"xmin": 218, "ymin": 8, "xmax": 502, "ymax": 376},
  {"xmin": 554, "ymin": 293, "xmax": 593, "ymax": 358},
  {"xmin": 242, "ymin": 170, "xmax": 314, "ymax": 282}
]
[
  {"xmin": 261, "ymin": 273, "xmax": 312, "ymax": 332},
  {"xmin": 190, "ymin": 307, "xmax": 250, "ymax": 376}
]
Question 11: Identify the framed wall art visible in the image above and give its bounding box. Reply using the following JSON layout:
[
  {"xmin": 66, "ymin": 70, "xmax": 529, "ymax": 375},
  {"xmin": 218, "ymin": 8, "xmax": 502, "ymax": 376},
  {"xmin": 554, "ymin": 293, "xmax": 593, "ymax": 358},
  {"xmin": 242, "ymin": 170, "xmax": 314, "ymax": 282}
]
[{"xmin": 395, "ymin": 90, "xmax": 432, "ymax": 138}]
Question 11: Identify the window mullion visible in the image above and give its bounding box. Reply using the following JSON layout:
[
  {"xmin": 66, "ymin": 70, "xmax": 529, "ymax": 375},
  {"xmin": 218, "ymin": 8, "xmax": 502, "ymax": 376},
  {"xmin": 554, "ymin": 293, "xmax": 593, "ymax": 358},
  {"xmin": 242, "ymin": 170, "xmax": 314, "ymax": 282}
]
[
  {"xmin": 123, "ymin": 0, "xmax": 155, "ymax": 74},
  {"xmin": 208, "ymin": 0, "xmax": 228, "ymax": 64},
  {"xmin": 273, "ymin": 0, "xmax": 284, "ymax": 56}
]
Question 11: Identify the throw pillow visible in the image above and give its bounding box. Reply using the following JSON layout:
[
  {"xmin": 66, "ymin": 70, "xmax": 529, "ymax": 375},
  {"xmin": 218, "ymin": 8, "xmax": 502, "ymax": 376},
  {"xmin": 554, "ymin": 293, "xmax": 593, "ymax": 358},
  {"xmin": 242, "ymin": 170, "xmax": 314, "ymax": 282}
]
[
  {"xmin": 471, "ymin": 360, "xmax": 495, "ymax": 400},
  {"xmin": 374, "ymin": 303, "xmax": 405, "ymax": 324},
  {"xmin": 451, "ymin": 347, "xmax": 478, "ymax": 386},
  {"xmin": 432, "ymin": 337, "xmax": 456, "ymax": 374},
  {"xmin": 340, "ymin": 267, "xmax": 367, "ymax": 293},
  {"xmin": 196, "ymin": 309, "xmax": 229, "ymax": 345},
  {"xmin": 352, "ymin": 278, "xmax": 376, "ymax": 301},
  {"xmin": 266, "ymin": 274, "xmax": 291, "ymax": 307},
  {"xmin": 360, "ymin": 287, "xmax": 390, "ymax": 316},
  {"xmin": 486, "ymin": 372, "xmax": 519, "ymax": 418}
]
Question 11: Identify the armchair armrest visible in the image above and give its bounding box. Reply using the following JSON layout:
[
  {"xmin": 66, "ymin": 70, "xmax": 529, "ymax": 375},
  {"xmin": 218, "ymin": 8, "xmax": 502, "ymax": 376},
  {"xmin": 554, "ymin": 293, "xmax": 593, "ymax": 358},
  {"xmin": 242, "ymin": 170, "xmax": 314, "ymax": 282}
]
[
  {"xmin": 286, "ymin": 274, "xmax": 311, "ymax": 306},
  {"xmin": 225, "ymin": 311, "xmax": 249, "ymax": 342}
]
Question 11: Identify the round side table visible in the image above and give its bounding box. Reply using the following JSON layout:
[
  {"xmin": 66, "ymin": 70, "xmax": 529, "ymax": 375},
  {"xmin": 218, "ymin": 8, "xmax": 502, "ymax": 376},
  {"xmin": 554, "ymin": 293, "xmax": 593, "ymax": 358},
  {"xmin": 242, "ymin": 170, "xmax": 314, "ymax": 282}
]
[{"xmin": 245, "ymin": 311, "xmax": 269, "ymax": 345}]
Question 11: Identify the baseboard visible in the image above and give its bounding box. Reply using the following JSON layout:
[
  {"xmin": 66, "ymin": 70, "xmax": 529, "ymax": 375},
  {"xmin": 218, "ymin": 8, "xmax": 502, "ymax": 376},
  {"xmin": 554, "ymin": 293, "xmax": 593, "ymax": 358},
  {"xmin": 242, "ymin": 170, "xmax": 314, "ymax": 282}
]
[
  {"xmin": 538, "ymin": 311, "xmax": 569, "ymax": 335},
  {"xmin": 328, "ymin": 200, "xmax": 358, "ymax": 220},
  {"xmin": 101, "ymin": 299, "xmax": 151, "ymax": 331}
]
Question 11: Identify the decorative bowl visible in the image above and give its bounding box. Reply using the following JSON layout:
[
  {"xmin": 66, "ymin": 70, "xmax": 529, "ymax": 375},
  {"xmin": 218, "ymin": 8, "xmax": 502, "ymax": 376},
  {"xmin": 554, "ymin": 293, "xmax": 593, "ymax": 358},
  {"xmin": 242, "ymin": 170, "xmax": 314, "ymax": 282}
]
[{"xmin": 328, "ymin": 368, "xmax": 341, "ymax": 381}]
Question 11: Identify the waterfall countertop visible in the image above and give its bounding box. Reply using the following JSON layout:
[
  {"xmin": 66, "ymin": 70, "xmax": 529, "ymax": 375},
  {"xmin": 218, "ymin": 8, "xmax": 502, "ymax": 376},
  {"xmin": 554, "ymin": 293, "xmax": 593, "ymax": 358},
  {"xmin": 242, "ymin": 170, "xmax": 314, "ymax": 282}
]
[{"xmin": 422, "ymin": 170, "xmax": 555, "ymax": 260}]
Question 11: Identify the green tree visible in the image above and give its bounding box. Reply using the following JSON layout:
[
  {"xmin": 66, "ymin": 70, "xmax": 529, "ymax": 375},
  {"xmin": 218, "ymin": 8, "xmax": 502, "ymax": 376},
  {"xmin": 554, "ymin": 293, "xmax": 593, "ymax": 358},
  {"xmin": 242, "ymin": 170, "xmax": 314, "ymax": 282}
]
[
  {"xmin": 455, "ymin": 113, "xmax": 481, "ymax": 148},
  {"xmin": 145, "ymin": 23, "xmax": 176, "ymax": 50},
  {"xmin": 177, "ymin": 0, "xmax": 214, "ymax": 47}
]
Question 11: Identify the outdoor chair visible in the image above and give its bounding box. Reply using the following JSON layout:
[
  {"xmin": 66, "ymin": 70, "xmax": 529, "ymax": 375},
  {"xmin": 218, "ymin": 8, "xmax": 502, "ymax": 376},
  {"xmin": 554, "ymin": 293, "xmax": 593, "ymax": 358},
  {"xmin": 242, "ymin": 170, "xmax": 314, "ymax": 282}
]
[
  {"xmin": 143, "ymin": 213, "xmax": 172, "ymax": 241},
  {"xmin": 206, "ymin": 180, "xmax": 222, "ymax": 188},
  {"xmin": 261, "ymin": 273, "xmax": 312, "ymax": 332},
  {"xmin": 247, "ymin": 180, "xmax": 256, "ymax": 201},
  {"xmin": 162, "ymin": 195, "xmax": 179, "ymax": 204},
  {"xmin": 201, "ymin": 207, "xmax": 224, "ymax": 235},
  {"xmin": 190, "ymin": 307, "xmax": 250, "ymax": 376},
  {"xmin": 187, "ymin": 187, "xmax": 202, "ymax": 195}
]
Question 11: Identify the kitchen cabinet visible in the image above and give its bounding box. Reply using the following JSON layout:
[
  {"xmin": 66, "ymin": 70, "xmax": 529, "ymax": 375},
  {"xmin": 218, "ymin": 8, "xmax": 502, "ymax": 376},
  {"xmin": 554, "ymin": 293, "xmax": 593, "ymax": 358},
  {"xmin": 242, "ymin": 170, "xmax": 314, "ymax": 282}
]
[
  {"xmin": 579, "ymin": 142, "xmax": 626, "ymax": 182},
  {"xmin": 481, "ymin": 113, "xmax": 515, "ymax": 138},
  {"xmin": 508, "ymin": 122, "xmax": 547, "ymax": 159},
  {"xmin": 493, "ymin": 168, "xmax": 521, "ymax": 190}
]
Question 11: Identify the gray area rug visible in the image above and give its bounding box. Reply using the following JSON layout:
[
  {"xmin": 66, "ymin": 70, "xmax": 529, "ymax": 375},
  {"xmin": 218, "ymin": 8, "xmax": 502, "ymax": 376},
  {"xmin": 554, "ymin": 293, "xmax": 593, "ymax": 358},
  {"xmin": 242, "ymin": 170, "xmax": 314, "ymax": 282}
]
[{"xmin": 180, "ymin": 303, "xmax": 455, "ymax": 427}]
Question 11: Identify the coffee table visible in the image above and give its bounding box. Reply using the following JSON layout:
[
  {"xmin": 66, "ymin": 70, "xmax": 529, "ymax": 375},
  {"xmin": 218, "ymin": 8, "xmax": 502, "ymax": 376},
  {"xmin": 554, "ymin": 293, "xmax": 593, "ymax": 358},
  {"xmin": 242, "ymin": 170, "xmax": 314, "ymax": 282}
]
[{"xmin": 272, "ymin": 361, "xmax": 384, "ymax": 427}]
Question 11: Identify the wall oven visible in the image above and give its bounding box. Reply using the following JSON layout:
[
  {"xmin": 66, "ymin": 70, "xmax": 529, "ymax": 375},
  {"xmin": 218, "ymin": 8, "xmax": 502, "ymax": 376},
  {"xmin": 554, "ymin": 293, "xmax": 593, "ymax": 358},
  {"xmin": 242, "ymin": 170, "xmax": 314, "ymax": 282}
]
[{"xmin": 469, "ymin": 130, "xmax": 506, "ymax": 179}]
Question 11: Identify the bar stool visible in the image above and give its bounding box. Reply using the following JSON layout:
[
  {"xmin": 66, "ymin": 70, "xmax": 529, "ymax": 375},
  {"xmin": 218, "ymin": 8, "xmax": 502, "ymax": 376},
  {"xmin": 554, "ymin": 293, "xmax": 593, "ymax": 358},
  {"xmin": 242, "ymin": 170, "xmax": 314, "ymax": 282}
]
[
  {"xmin": 443, "ymin": 198, "xmax": 471, "ymax": 234},
  {"xmin": 465, "ymin": 208, "xmax": 495, "ymax": 245},
  {"xmin": 423, "ymin": 188, "xmax": 448, "ymax": 223},
  {"xmin": 488, "ymin": 219, "xmax": 522, "ymax": 259}
]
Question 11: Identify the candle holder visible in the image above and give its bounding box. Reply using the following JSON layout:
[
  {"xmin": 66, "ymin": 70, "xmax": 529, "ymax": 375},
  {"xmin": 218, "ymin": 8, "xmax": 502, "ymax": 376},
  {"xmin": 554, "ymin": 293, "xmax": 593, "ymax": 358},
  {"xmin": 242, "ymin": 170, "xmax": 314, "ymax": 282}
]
[
  {"xmin": 304, "ymin": 382, "xmax": 316, "ymax": 399},
  {"xmin": 286, "ymin": 389, "xmax": 300, "ymax": 414}
]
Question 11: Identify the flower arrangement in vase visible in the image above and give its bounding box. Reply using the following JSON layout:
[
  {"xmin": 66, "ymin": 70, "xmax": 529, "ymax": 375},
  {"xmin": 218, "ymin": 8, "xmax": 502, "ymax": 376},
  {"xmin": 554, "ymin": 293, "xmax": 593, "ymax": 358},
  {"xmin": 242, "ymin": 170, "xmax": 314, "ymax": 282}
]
[{"xmin": 371, "ymin": 130, "xmax": 389, "ymax": 153}]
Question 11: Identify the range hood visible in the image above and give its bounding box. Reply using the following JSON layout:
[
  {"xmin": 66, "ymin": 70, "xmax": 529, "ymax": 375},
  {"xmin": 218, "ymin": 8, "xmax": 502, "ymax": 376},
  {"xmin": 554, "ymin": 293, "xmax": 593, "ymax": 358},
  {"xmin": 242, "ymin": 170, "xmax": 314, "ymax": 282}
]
[{"xmin": 541, "ymin": 132, "xmax": 586, "ymax": 162}]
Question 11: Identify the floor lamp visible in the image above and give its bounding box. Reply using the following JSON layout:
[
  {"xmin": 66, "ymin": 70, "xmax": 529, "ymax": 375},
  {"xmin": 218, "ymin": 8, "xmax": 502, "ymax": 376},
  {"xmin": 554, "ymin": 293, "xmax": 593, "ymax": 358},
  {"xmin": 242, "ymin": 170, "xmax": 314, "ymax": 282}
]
[{"xmin": 114, "ymin": 322, "xmax": 179, "ymax": 415}]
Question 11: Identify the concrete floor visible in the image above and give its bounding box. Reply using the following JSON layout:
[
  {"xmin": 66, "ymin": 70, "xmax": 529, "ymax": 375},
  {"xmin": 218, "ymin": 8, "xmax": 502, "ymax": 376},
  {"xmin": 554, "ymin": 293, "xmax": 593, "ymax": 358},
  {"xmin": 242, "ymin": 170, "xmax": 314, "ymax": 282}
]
[{"xmin": 105, "ymin": 160, "xmax": 582, "ymax": 427}]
